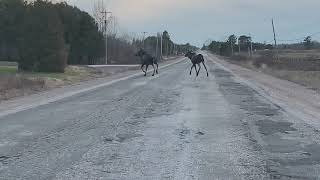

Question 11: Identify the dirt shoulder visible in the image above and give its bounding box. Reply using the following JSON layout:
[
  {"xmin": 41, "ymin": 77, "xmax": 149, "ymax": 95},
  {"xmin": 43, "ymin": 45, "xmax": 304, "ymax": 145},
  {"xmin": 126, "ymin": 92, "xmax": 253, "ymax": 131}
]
[
  {"xmin": 0, "ymin": 66, "xmax": 100, "ymax": 102},
  {"xmin": 221, "ymin": 52, "xmax": 320, "ymax": 91},
  {"xmin": 207, "ymin": 53, "xmax": 320, "ymax": 129}
]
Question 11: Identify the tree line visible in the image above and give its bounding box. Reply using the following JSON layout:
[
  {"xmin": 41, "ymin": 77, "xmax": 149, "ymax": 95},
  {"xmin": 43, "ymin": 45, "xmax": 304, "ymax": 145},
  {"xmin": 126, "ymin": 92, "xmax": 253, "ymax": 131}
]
[
  {"xmin": 0, "ymin": 0, "xmax": 105, "ymax": 72},
  {"xmin": 203, "ymin": 35, "xmax": 274, "ymax": 57},
  {"xmin": 142, "ymin": 31, "xmax": 198, "ymax": 59},
  {"xmin": 281, "ymin": 36, "xmax": 320, "ymax": 50},
  {"xmin": 0, "ymin": 0, "xmax": 196, "ymax": 72},
  {"xmin": 204, "ymin": 34, "xmax": 320, "ymax": 57}
]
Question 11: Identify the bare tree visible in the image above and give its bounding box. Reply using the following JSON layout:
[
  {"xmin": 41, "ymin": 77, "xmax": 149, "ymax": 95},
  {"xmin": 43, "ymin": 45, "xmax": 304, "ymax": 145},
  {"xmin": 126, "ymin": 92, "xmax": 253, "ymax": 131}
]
[
  {"xmin": 92, "ymin": 0, "xmax": 106, "ymax": 32},
  {"xmin": 108, "ymin": 16, "xmax": 119, "ymax": 36}
]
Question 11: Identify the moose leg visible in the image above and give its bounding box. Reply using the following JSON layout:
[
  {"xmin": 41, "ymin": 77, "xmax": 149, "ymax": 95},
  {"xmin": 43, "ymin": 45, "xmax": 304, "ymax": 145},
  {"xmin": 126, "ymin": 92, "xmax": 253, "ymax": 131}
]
[
  {"xmin": 196, "ymin": 64, "xmax": 201, "ymax": 77},
  {"xmin": 141, "ymin": 64, "xmax": 146, "ymax": 74},
  {"xmin": 152, "ymin": 64, "xmax": 156, "ymax": 76},
  {"xmin": 145, "ymin": 65, "xmax": 149, "ymax": 76},
  {"xmin": 190, "ymin": 65, "xmax": 195, "ymax": 75},
  {"xmin": 155, "ymin": 63, "xmax": 159, "ymax": 74},
  {"xmin": 202, "ymin": 61, "xmax": 209, "ymax": 77}
]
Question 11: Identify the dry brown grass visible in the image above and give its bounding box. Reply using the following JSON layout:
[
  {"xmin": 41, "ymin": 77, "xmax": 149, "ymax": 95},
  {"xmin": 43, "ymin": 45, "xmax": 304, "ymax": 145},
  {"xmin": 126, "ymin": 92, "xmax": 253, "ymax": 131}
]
[
  {"xmin": 0, "ymin": 65, "xmax": 99, "ymax": 101},
  {"xmin": 277, "ymin": 49, "xmax": 320, "ymax": 59},
  {"xmin": 0, "ymin": 75, "xmax": 46, "ymax": 101},
  {"xmin": 262, "ymin": 69, "xmax": 320, "ymax": 90},
  {"xmin": 227, "ymin": 49, "xmax": 320, "ymax": 90}
]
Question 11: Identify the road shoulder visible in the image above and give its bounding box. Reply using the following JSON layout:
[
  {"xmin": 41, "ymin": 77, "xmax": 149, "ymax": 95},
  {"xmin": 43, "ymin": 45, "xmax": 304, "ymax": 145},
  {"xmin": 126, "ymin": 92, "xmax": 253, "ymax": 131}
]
[{"xmin": 206, "ymin": 52, "xmax": 320, "ymax": 129}]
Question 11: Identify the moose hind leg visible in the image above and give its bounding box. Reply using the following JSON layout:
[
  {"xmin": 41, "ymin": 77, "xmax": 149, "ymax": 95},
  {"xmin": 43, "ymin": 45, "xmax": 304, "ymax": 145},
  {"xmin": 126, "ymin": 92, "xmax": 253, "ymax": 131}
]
[
  {"xmin": 190, "ymin": 65, "xmax": 195, "ymax": 75},
  {"xmin": 141, "ymin": 64, "xmax": 146, "ymax": 74},
  {"xmin": 145, "ymin": 65, "xmax": 149, "ymax": 76},
  {"xmin": 202, "ymin": 61, "xmax": 209, "ymax": 77},
  {"xmin": 152, "ymin": 64, "xmax": 156, "ymax": 76},
  {"xmin": 155, "ymin": 63, "xmax": 159, "ymax": 74},
  {"xmin": 196, "ymin": 64, "xmax": 201, "ymax": 76}
]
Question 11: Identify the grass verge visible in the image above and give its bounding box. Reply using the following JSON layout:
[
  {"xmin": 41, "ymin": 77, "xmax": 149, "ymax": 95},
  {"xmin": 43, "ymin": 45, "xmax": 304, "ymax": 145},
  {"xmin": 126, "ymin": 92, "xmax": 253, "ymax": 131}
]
[
  {"xmin": 0, "ymin": 66, "xmax": 99, "ymax": 101},
  {"xmin": 224, "ymin": 55, "xmax": 320, "ymax": 91},
  {"xmin": 0, "ymin": 66, "xmax": 18, "ymax": 74}
]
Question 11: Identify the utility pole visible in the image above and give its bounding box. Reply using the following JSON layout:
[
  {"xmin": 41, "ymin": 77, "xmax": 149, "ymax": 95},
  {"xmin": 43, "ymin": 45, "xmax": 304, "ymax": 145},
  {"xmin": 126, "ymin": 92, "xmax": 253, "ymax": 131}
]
[
  {"xmin": 160, "ymin": 33, "xmax": 163, "ymax": 60},
  {"xmin": 272, "ymin": 18, "xmax": 279, "ymax": 60},
  {"xmin": 166, "ymin": 40, "xmax": 170, "ymax": 57},
  {"xmin": 101, "ymin": 10, "xmax": 112, "ymax": 64},
  {"xmin": 230, "ymin": 40, "xmax": 234, "ymax": 56},
  {"xmin": 113, "ymin": 16, "xmax": 116, "ymax": 34},
  {"xmin": 142, "ymin": 32, "xmax": 147, "ymax": 49},
  {"xmin": 238, "ymin": 38, "xmax": 241, "ymax": 53},
  {"xmin": 249, "ymin": 33, "xmax": 253, "ymax": 57},
  {"xmin": 156, "ymin": 33, "xmax": 159, "ymax": 58}
]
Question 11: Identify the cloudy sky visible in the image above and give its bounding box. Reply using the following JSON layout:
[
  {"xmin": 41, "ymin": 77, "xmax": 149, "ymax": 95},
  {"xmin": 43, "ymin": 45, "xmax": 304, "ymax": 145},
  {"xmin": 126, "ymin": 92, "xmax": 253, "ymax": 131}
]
[{"xmin": 66, "ymin": 0, "xmax": 320, "ymax": 46}]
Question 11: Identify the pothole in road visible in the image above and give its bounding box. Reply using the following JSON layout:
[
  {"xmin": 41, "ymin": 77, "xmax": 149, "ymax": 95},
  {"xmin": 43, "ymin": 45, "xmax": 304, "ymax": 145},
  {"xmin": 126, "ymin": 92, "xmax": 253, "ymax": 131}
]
[
  {"xmin": 116, "ymin": 134, "xmax": 143, "ymax": 142},
  {"xmin": 0, "ymin": 154, "xmax": 21, "ymax": 165},
  {"xmin": 271, "ymin": 144, "xmax": 320, "ymax": 166},
  {"xmin": 213, "ymin": 67, "xmax": 281, "ymax": 118},
  {"xmin": 210, "ymin": 69, "xmax": 233, "ymax": 78},
  {"xmin": 0, "ymin": 156, "xmax": 10, "ymax": 165},
  {"xmin": 125, "ymin": 120, "xmax": 144, "ymax": 126},
  {"xmin": 175, "ymin": 128, "xmax": 206, "ymax": 140},
  {"xmin": 115, "ymin": 133, "xmax": 143, "ymax": 143},
  {"xmin": 298, "ymin": 144, "xmax": 320, "ymax": 164},
  {"xmin": 103, "ymin": 137, "xmax": 114, "ymax": 142},
  {"xmin": 264, "ymin": 135, "xmax": 301, "ymax": 153},
  {"xmin": 103, "ymin": 133, "xmax": 143, "ymax": 143},
  {"xmin": 196, "ymin": 131, "xmax": 205, "ymax": 135},
  {"xmin": 212, "ymin": 64, "xmax": 320, "ymax": 177},
  {"xmin": 255, "ymin": 120, "xmax": 297, "ymax": 136},
  {"xmin": 251, "ymin": 106, "xmax": 279, "ymax": 116},
  {"xmin": 178, "ymin": 129, "xmax": 191, "ymax": 139}
]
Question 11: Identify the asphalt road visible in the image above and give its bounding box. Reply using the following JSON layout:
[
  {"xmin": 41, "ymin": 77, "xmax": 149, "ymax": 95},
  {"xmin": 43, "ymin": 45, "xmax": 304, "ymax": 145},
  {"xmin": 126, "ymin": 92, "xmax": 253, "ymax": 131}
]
[{"xmin": 1, "ymin": 53, "xmax": 320, "ymax": 179}]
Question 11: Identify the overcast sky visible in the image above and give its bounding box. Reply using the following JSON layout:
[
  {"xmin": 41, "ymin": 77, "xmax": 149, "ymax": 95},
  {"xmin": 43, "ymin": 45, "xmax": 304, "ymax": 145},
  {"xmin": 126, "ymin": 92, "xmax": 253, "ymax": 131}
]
[{"xmin": 66, "ymin": 0, "xmax": 320, "ymax": 47}]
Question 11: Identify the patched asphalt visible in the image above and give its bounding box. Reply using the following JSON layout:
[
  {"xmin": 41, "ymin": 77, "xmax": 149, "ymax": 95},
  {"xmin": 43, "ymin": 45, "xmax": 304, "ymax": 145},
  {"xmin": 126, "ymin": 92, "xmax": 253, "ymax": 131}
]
[{"xmin": 0, "ymin": 55, "xmax": 320, "ymax": 179}]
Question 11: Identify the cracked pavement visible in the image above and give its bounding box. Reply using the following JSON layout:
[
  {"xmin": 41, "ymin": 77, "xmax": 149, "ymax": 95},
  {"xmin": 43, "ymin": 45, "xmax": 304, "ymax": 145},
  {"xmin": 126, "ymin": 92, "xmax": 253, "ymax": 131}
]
[{"xmin": 1, "ymin": 54, "xmax": 320, "ymax": 179}]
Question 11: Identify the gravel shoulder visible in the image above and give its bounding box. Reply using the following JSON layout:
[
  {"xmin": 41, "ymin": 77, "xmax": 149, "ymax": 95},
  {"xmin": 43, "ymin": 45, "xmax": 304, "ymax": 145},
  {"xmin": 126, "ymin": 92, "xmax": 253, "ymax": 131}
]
[{"xmin": 207, "ymin": 53, "xmax": 320, "ymax": 129}]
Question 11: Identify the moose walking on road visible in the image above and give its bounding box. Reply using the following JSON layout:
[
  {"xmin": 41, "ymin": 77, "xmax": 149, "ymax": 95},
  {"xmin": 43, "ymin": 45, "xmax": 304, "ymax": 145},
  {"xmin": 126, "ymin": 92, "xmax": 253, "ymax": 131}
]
[
  {"xmin": 135, "ymin": 49, "xmax": 159, "ymax": 76},
  {"xmin": 185, "ymin": 51, "xmax": 209, "ymax": 77}
]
